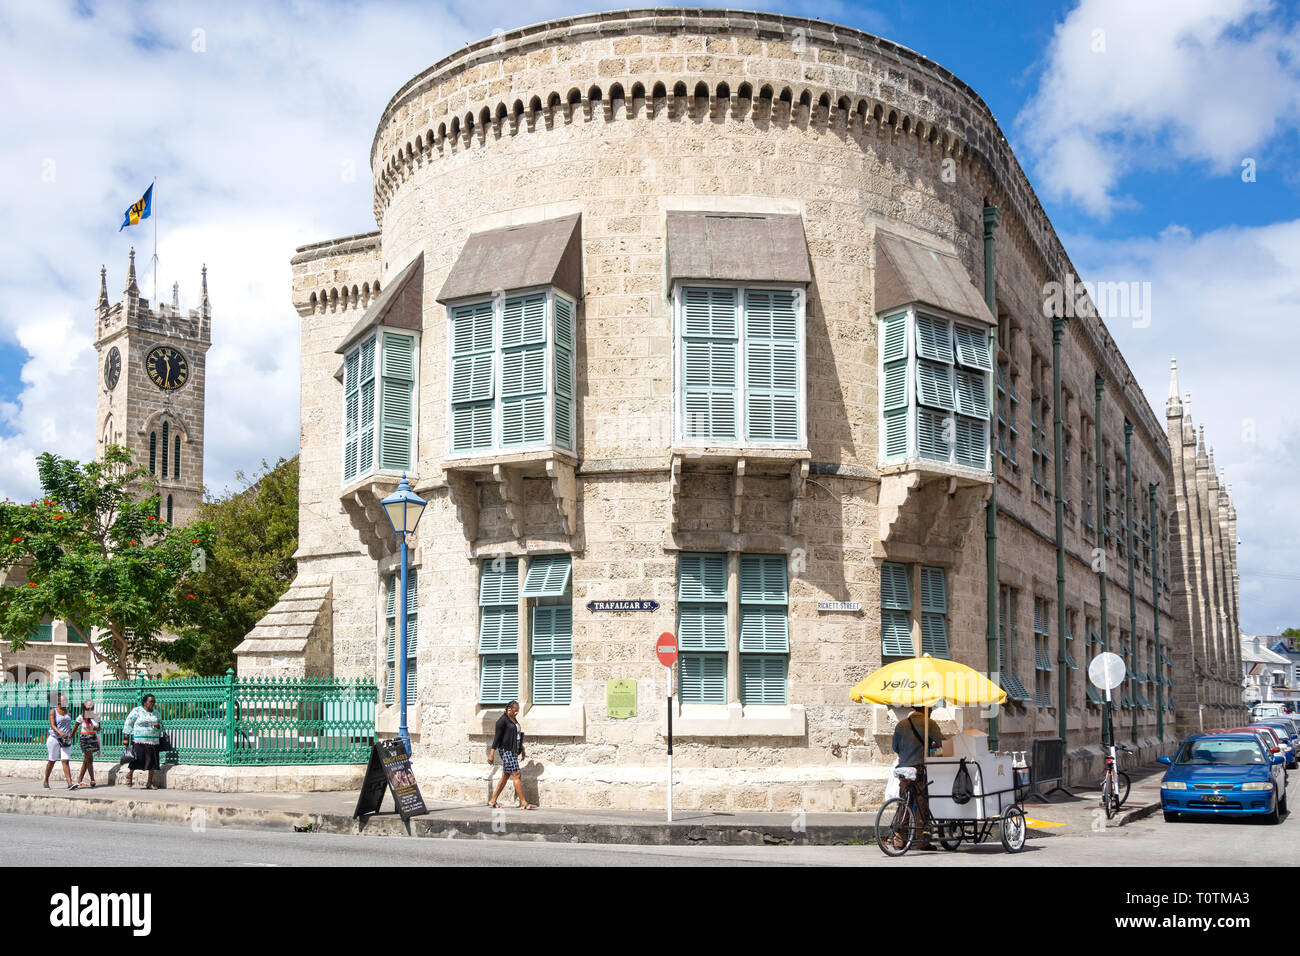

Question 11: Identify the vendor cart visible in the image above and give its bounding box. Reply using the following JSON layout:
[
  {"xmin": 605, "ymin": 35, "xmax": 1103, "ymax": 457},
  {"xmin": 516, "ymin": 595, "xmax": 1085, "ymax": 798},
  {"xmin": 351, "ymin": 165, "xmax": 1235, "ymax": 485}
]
[
  {"xmin": 874, "ymin": 736, "xmax": 1027, "ymax": 856},
  {"xmin": 847, "ymin": 654, "xmax": 1024, "ymax": 857}
]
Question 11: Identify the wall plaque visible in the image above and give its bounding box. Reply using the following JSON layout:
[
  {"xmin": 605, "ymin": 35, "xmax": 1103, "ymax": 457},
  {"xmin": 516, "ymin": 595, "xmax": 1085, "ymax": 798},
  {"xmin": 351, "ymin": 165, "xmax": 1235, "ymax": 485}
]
[{"xmin": 606, "ymin": 678, "xmax": 637, "ymax": 718}]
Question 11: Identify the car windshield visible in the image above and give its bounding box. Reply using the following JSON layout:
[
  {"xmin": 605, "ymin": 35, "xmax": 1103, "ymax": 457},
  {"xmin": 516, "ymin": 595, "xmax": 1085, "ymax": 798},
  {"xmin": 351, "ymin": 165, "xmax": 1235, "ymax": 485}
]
[{"xmin": 1175, "ymin": 739, "xmax": 1266, "ymax": 766}]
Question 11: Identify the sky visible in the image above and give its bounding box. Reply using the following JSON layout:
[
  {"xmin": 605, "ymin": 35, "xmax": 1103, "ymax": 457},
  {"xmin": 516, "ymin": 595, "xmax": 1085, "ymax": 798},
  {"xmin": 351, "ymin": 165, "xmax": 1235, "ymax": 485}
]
[{"xmin": 0, "ymin": 0, "xmax": 1297, "ymax": 633}]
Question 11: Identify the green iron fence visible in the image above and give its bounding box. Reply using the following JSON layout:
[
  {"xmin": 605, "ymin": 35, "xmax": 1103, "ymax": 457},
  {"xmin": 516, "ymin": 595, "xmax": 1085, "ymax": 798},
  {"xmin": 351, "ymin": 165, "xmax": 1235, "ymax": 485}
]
[{"xmin": 0, "ymin": 670, "xmax": 376, "ymax": 765}]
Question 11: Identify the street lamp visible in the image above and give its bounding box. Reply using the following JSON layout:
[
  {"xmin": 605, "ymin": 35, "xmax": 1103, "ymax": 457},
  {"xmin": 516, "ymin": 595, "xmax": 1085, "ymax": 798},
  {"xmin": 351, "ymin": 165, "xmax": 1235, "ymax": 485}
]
[{"xmin": 380, "ymin": 473, "xmax": 427, "ymax": 756}]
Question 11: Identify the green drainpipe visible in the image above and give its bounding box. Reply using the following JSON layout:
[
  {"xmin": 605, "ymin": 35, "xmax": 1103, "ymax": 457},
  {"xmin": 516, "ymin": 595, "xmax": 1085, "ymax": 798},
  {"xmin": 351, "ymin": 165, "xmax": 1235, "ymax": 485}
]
[
  {"xmin": 1124, "ymin": 422, "xmax": 1139, "ymax": 747},
  {"xmin": 1052, "ymin": 316, "xmax": 1068, "ymax": 745},
  {"xmin": 983, "ymin": 205, "xmax": 1001, "ymax": 750},
  {"xmin": 1095, "ymin": 375, "xmax": 1110, "ymax": 749},
  {"xmin": 1149, "ymin": 482, "xmax": 1164, "ymax": 740}
]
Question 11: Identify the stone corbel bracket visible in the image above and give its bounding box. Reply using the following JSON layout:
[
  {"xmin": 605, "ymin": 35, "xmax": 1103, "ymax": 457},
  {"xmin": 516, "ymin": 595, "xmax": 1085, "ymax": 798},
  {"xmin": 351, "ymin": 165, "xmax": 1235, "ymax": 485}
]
[
  {"xmin": 789, "ymin": 460, "xmax": 809, "ymax": 536},
  {"xmin": 669, "ymin": 455, "xmax": 683, "ymax": 533},
  {"xmin": 492, "ymin": 464, "xmax": 525, "ymax": 542},
  {"xmin": 340, "ymin": 480, "xmax": 400, "ymax": 560},
  {"xmin": 731, "ymin": 457, "xmax": 746, "ymax": 534},
  {"xmin": 444, "ymin": 471, "xmax": 480, "ymax": 555},
  {"xmin": 546, "ymin": 458, "xmax": 577, "ymax": 537}
]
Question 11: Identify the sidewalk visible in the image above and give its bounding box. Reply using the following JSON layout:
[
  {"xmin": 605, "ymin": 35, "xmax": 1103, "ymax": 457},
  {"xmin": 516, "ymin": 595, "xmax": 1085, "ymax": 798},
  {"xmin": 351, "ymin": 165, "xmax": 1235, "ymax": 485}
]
[{"xmin": 0, "ymin": 765, "xmax": 1165, "ymax": 846}]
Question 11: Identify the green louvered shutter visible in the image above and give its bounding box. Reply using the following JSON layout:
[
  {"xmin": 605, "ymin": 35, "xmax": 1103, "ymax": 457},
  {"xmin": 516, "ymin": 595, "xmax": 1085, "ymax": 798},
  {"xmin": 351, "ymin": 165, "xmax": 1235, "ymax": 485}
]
[
  {"xmin": 553, "ymin": 295, "xmax": 576, "ymax": 450},
  {"xmin": 955, "ymin": 417, "xmax": 987, "ymax": 469},
  {"xmin": 357, "ymin": 337, "xmax": 376, "ymax": 477},
  {"xmin": 953, "ymin": 324, "xmax": 992, "ymax": 371},
  {"xmin": 379, "ymin": 332, "xmax": 415, "ymax": 470},
  {"xmin": 678, "ymin": 552, "xmax": 729, "ymax": 702},
  {"xmin": 523, "ymin": 553, "xmax": 572, "ymax": 597},
  {"xmin": 954, "ymin": 369, "xmax": 987, "ymax": 418},
  {"xmin": 531, "ymin": 606, "xmax": 573, "ymax": 705},
  {"xmin": 916, "ymin": 362, "xmax": 954, "ymax": 410},
  {"xmin": 501, "ymin": 293, "xmax": 548, "ymax": 447},
  {"xmin": 681, "ymin": 287, "xmax": 738, "ymax": 440},
  {"xmin": 679, "ymin": 654, "xmax": 726, "ymax": 705},
  {"xmin": 744, "ymin": 289, "xmax": 800, "ymax": 443},
  {"xmin": 343, "ymin": 349, "xmax": 360, "ymax": 482},
  {"xmin": 917, "ymin": 409, "xmax": 951, "ymax": 461},
  {"xmin": 739, "ymin": 554, "xmax": 789, "ymax": 653},
  {"xmin": 881, "ymin": 561, "xmax": 914, "ymax": 657},
  {"xmin": 915, "ymin": 314, "xmax": 953, "ymax": 363},
  {"xmin": 919, "ymin": 566, "xmax": 949, "ymax": 658},
  {"xmin": 881, "ymin": 312, "xmax": 910, "ymax": 462},
  {"xmin": 479, "ymin": 557, "xmax": 519, "ymax": 702},
  {"xmin": 450, "ymin": 303, "xmax": 495, "ymax": 451},
  {"xmin": 740, "ymin": 656, "xmax": 787, "ymax": 705}
]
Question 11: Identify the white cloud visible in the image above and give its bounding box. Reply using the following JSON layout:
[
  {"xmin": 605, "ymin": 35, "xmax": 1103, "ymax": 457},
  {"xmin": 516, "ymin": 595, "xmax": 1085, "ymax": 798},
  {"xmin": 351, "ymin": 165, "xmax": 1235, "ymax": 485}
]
[
  {"xmin": 1017, "ymin": 0, "xmax": 1300, "ymax": 216},
  {"xmin": 1067, "ymin": 219, "xmax": 1300, "ymax": 632}
]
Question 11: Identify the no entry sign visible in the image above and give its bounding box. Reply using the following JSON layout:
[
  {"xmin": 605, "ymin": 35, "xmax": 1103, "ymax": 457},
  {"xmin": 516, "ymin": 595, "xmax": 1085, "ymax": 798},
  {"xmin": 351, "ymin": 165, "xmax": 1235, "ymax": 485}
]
[{"xmin": 656, "ymin": 632, "xmax": 678, "ymax": 667}]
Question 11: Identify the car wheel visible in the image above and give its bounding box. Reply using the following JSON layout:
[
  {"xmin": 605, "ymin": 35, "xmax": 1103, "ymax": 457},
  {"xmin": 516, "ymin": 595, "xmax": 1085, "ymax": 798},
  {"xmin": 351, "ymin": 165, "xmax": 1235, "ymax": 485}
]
[
  {"xmin": 1280, "ymin": 791, "xmax": 1289, "ymax": 815},
  {"xmin": 1264, "ymin": 791, "xmax": 1282, "ymax": 825},
  {"xmin": 1162, "ymin": 810, "xmax": 1179, "ymax": 823}
]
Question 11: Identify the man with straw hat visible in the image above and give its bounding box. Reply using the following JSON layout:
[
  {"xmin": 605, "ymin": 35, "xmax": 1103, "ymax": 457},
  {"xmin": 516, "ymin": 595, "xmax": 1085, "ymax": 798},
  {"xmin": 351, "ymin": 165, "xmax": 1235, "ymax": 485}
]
[{"xmin": 890, "ymin": 705, "xmax": 944, "ymax": 849}]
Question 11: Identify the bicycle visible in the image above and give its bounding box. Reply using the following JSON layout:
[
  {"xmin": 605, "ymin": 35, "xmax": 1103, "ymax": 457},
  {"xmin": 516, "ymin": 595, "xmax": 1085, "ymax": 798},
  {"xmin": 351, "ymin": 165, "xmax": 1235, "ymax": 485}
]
[{"xmin": 1100, "ymin": 740, "xmax": 1132, "ymax": 819}]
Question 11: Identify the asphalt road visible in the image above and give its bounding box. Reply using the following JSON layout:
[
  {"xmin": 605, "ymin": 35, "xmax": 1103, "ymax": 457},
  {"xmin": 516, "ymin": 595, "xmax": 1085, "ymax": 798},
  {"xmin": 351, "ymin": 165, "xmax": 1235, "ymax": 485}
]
[{"xmin": 1, "ymin": 794, "xmax": 1296, "ymax": 866}]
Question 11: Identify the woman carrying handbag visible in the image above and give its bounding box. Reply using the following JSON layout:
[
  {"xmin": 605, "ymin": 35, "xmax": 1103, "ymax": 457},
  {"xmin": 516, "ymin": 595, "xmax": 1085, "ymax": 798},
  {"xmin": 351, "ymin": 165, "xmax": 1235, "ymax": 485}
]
[{"xmin": 122, "ymin": 693, "xmax": 165, "ymax": 789}]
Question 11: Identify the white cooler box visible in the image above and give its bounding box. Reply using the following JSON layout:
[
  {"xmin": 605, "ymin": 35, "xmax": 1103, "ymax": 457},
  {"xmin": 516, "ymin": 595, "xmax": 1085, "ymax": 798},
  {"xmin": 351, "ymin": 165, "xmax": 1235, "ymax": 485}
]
[{"xmin": 925, "ymin": 732, "xmax": 1017, "ymax": 819}]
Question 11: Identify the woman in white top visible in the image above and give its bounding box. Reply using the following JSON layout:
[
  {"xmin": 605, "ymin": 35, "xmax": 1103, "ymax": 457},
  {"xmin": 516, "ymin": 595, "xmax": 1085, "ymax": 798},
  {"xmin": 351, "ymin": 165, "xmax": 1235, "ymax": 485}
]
[
  {"xmin": 75, "ymin": 701, "xmax": 101, "ymax": 788},
  {"xmin": 43, "ymin": 695, "xmax": 75, "ymax": 790}
]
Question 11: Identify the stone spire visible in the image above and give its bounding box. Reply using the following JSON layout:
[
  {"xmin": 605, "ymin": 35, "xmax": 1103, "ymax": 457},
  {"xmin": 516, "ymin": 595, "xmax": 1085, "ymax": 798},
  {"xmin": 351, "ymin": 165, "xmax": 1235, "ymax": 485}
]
[
  {"xmin": 124, "ymin": 248, "xmax": 139, "ymax": 299},
  {"xmin": 171, "ymin": 281, "xmax": 180, "ymax": 311},
  {"xmin": 1196, "ymin": 425, "xmax": 1209, "ymax": 467},
  {"xmin": 1166, "ymin": 357, "xmax": 1182, "ymax": 416},
  {"xmin": 1182, "ymin": 393, "xmax": 1195, "ymax": 444},
  {"xmin": 96, "ymin": 265, "xmax": 109, "ymax": 314},
  {"xmin": 200, "ymin": 264, "xmax": 209, "ymax": 312}
]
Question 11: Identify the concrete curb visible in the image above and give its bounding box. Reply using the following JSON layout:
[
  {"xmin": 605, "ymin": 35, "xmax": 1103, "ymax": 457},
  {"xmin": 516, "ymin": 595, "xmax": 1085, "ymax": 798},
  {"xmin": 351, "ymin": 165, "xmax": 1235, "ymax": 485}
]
[{"xmin": 1116, "ymin": 800, "xmax": 1162, "ymax": 826}]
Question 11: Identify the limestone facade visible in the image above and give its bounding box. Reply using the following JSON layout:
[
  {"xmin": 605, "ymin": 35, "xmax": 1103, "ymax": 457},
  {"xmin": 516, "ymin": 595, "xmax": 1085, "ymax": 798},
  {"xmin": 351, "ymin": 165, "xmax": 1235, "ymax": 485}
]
[
  {"xmin": 1165, "ymin": 361, "xmax": 1245, "ymax": 733},
  {"xmin": 258, "ymin": 9, "xmax": 1206, "ymax": 809}
]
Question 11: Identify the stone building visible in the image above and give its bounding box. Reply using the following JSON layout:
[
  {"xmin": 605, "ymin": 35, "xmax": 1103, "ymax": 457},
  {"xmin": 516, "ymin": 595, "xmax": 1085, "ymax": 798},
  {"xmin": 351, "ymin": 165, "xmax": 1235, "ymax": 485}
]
[
  {"xmin": 1166, "ymin": 360, "xmax": 1245, "ymax": 732},
  {"xmin": 241, "ymin": 8, "xmax": 1194, "ymax": 809},
  {"xmin": 0, "ymin": 252, "xmax": 211, "ymax": 685}
]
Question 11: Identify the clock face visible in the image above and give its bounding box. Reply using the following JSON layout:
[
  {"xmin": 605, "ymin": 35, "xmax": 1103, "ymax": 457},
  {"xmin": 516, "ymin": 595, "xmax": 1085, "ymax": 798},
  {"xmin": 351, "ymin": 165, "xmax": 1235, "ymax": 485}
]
[
  {"xmin": 104, "ymin": 347, "xmax": 121, "ymax": 390},
  {"xmin": 145, "ymin": 345, "xmax": 189, "ymax": 391}
]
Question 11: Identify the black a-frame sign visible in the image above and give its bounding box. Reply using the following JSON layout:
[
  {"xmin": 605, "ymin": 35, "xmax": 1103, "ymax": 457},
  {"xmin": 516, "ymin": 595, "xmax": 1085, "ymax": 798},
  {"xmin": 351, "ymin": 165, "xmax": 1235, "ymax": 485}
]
[{"xmin": 353, "ymin": 738, "xmax": 428, "ymax": 821}]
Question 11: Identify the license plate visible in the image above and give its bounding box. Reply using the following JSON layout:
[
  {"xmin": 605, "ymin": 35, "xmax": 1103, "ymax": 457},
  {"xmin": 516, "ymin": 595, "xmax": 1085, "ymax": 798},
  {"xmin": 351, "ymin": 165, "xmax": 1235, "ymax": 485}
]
[{"xmin": 1203, "ymin": 795, "xmax": 1227, "ymax": 804}]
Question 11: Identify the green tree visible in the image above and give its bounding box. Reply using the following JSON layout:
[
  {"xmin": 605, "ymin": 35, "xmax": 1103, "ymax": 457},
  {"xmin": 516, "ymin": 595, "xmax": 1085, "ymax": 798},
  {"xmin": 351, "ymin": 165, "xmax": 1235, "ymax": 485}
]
[
  {"xmin": 169, "ymin": 456, "xmax": 298, "ymax": 675},
  {"xmin": 0, "ymin": 446, "xmax": 214, "ymax": 679}
]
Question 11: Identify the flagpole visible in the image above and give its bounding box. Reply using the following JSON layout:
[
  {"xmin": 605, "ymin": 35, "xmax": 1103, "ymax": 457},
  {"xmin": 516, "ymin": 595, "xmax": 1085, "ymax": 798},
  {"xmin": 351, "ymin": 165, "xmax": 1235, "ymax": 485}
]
[{"xmin": 151, "ymin": 177, "xmax": 158, "ymax": 305}]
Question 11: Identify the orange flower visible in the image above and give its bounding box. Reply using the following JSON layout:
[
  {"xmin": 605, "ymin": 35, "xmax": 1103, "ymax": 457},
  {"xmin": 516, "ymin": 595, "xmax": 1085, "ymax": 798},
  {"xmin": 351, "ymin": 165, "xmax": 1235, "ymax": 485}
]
[
  {"xmin": 187, "ymin": 593, "xmax": 195, "ymax": 599},
  {"xmin": 129, "ymin": 540, "xmax": 137, "ymax": 546},
  {"xmin": 27, "ymin": 582, "xmax": 36, "ymax": 587},
  {"xmin": 11, "ymin": 537, "xmax": 20, "ymax": 543},
  {"xmin": 191, "ymin": 539, "xmax": 199, "ymax": 544},
  {"xmin": 52, "ymin": 515, "xmax": 62, "ymax": 521}
]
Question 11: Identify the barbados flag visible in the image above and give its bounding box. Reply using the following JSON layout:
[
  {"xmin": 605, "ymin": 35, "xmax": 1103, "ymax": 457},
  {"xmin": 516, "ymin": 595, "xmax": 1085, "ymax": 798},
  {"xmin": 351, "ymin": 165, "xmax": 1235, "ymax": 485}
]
[{"xmin": 119, "ymin": 184, "xmax": 152, "ymax": 231}]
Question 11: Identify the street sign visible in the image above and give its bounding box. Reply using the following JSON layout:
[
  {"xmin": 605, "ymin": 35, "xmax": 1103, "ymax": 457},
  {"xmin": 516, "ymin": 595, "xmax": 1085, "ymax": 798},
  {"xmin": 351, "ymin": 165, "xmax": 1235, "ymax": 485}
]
[
  {"xmin": 1088, "ymin": 652, "xmax": 1127, "ymax": 691},
  {"xmin": 656, "ymin": 632, "xmax": 678, "ymax": 667},
  {"xmin": 588, "ymin": 599, "xmax": 660, "ymax": 612}
]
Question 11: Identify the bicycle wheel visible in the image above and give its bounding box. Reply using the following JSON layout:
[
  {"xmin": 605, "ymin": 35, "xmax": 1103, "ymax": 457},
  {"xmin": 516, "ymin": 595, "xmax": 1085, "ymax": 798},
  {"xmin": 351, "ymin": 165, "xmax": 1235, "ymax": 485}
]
[
  {"xmin": 1000, "ymin": 806, "xmax": 1027, "ymax": 853},
  {"xmin": 1116, "ymin": 772, "xmax": 1131, "ymax": 809},
  {"xmin": 875, "ymin": 797, "xmax": 917, "ymax": 857},
  {"xmin": 1101, "ymin": 776, "xmax": 1116, "ymax": 819}
]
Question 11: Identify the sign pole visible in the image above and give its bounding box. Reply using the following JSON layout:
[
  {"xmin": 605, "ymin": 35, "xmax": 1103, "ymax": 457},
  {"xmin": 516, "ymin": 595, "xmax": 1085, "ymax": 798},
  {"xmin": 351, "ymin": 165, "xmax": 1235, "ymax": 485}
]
[
  {"xmin": 656, "ymin": 631, "xmax": 678, "ymax": 824},
  {"xmin": 666, "ymin": 665, "xmax": 673, "ymax": 823}
]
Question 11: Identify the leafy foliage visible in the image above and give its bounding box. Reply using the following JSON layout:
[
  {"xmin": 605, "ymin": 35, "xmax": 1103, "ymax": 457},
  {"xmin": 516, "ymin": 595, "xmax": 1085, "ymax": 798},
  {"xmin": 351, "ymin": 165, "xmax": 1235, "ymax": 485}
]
[
  {"xmin": 169, "ymin": 456, "xmax": 298, "ymax": 675},
  {"xmin": 0, "ymin": 446, "xmax": 213, "ymax": 678}
]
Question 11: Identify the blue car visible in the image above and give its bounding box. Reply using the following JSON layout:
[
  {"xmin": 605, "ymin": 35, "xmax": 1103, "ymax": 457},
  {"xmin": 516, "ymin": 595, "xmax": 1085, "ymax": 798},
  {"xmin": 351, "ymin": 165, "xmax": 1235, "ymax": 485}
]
[{"xmin": 1159, "ymin": 733, "xmax": 1287, "ymax": 824}]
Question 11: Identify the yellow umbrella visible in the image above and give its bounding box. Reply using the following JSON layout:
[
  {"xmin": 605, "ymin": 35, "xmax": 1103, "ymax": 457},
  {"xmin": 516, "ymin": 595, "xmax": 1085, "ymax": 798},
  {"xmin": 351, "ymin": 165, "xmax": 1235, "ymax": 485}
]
[
  {"xmin": 850, "ymin": 655, "xmax": 1008, "ymax": 768},
  {"xmin": 849, "ymin": 654, "xmax": 1007, "ymax": 707}
]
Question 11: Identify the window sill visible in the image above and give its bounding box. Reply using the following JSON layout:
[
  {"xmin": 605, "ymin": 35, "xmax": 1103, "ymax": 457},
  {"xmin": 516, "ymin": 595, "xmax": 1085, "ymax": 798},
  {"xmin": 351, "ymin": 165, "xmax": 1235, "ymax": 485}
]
[
  {"xmin": 672, "ymin": 446, "xmax": 810, "ymax": 464},
  {"xmin": 442, "ymin": 448, "xmax": 578, "ymax": 476},
  {"xmin": 878, "ymin": 459, "xmax": 993, "ymax": 486},
  {"xmin": 664, "ymin": 702, "xmax": 806, "ymax": 738},
  {"xmin": 465, "ymin": 702, "xmax": 586, "ymax": 738}
]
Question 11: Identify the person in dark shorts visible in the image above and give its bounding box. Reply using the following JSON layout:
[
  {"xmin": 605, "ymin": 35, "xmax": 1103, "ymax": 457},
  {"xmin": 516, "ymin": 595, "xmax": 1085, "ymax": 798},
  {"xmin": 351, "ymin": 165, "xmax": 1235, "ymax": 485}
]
[
  {"xmin": 488, "ymin": 700, "xmax": 535, "ymax": 809},
  {"xmin": 123, "ymin": 693, "xmax": 164, "ymax": 789}
]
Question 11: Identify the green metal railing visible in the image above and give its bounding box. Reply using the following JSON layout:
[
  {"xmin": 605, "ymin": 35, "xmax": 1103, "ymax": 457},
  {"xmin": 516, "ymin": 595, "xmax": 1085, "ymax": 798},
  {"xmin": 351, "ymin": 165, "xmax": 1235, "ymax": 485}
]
[{"xmin": 0, "ymin": 670, "xmax": 376, "ymax": 765}]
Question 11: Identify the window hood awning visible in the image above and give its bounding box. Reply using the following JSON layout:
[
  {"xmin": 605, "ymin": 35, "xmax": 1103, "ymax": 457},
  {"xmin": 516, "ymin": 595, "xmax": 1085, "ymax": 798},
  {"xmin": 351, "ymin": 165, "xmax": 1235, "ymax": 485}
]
[
  {"xmin": 874, "ymin": 230, "xmax": 995, "ymax": 326},
  {"xmin": 666, "ymin": 211, "xmax": 811, "ymax": 285},
  {"xmin": 435, "ymin": 214, "xmax": 582, "ymax": 304},
  {"xmin": 335, "ymin": 253, "xmax": 424, "ymax": 354}
]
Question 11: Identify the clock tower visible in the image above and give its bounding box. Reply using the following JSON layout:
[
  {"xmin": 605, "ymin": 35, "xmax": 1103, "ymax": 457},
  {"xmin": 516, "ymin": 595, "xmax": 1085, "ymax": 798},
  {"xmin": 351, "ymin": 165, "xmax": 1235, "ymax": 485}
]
[{"xmin": 93, "ymin": 248, "xmax": 211, "ymax": 525}]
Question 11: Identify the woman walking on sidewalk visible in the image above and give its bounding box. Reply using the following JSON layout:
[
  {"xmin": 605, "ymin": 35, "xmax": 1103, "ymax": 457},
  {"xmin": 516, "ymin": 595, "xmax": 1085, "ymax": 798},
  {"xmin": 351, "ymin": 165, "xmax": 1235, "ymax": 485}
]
[
  {"xmin": 123, "ymin": 694, "xmax": 164, "ymax": 789},
  {"xmin": 487, "ymin": 701, "xmax": 536, "ymax": 809},
  {"xmin": 75, "ymin": 701, "xmax": 101, "ymax": 788},
  {"xmin": 43, "ymin": 695, "xmax": 75, "ymax": 790}
]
